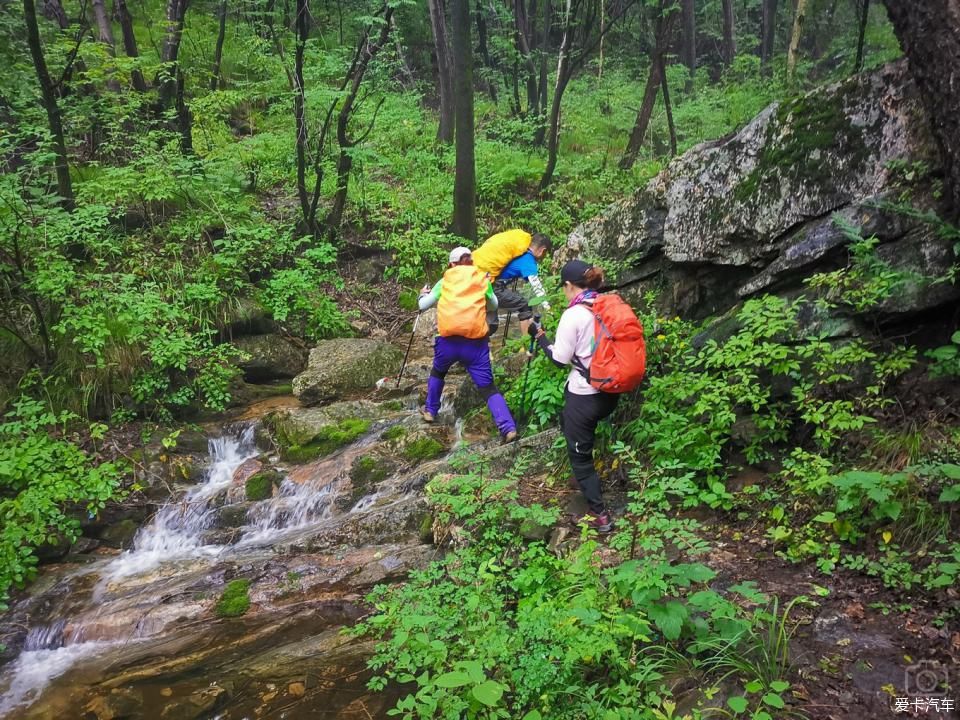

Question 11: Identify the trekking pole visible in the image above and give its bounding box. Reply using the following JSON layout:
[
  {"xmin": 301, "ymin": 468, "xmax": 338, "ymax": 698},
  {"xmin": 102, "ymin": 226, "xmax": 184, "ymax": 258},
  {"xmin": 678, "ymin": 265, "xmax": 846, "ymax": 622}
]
[
  {"xmin": 396, "ymin": 312, "xmax": 421, "ymax": 389},
  {"xmin": 517, "ymin": 313, "xmax": 541, "ymax": 425},
  {"xmin": 501, "ymin": 278, "xmax": 520, "ymax": 347}
]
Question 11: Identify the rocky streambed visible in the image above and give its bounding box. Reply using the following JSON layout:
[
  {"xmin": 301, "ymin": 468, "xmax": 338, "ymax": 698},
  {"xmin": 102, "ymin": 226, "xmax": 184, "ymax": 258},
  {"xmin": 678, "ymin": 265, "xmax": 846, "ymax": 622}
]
[{"xmin": 0, "ymin": 353, "xmax": 524, "ymax": 720}]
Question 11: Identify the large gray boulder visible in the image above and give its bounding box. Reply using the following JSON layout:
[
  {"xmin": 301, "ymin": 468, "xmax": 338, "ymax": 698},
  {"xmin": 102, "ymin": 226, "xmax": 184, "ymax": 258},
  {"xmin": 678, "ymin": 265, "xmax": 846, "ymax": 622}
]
[
  {"xmin": 233, "ymin": 333, "xmax": 307, "ymax": 381},
  {"xmin": 568, "ymin": 61, "xmax": 958, "ymax": 322},
  {"xmin": 292, "ymin": 339, "xmax": 403, "ymax": 405}
]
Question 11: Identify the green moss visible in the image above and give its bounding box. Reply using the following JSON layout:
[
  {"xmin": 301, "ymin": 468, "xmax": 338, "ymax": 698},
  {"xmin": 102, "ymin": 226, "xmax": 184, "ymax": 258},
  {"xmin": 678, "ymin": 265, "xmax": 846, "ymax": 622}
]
[
  {"xmin": 733, "ymin": 85, "xmax": 869, "ymax": 205},
  {"xmin": 417, "ymin": 512, "xmax": 434, "ymax": 544},
  {"xmin": 278, "ymin": 417, "xmax": 372, "ymax": 461},
  {"xmin": 245, "ymin": 469, "xmax": 281, "ymax": 501},
  {"xmin": 351, "ymin": 454, "xmax": 390, "ymax": 486},
  {"xmin": 381, "ymin": 424, "xmax": 407, "ymax": 441},
  {"xmin": 403, "ymin": 437, "xmax": 445, "ymax": 462},
  {"xmin": 215, "ymin": 579, "xmax": 251, "ymax": 618},
  {"xmin": 398, "ymin": 288, "xmax": 420, "ymax": 312},
  {"xmin": 383, "ymin": 400, "xmax": 405, "ymax": 411}
]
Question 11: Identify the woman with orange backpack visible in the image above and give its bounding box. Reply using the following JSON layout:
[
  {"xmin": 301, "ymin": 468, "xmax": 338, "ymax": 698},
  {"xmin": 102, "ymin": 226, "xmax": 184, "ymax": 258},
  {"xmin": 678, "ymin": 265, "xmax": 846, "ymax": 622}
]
[
  {"xmin": 528, "ymin": 260, "xmax": 646, "ymax": 534},
  {"xmin": 417, "ymin": 247, "xmax": 518, "ymax": 442}
]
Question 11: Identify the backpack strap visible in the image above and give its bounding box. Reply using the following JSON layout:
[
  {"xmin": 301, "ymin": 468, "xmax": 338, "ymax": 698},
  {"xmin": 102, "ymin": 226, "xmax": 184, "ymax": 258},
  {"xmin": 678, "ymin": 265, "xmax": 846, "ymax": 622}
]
[{"xmin": 569, "ymin": 298, "xmax": 597, "ymax": 382}]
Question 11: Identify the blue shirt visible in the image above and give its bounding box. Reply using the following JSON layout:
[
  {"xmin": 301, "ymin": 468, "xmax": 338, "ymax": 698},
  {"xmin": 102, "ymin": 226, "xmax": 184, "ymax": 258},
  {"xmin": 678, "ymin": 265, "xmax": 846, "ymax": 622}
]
[{"xmin": 498, "ymin": 250, "xmax": 539, "ymax": 281}]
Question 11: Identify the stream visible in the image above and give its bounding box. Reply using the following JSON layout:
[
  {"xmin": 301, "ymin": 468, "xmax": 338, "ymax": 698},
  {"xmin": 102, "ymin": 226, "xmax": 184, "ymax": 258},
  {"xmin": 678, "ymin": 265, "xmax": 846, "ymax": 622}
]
[{"xmin": 0, "ymin": 404, "xmax": 443, "ymax": 720}]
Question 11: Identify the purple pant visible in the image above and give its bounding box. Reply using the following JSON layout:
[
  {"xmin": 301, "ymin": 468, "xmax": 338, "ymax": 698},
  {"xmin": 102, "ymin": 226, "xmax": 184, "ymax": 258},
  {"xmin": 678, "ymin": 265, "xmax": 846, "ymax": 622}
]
[{"xmin": 426, "ymin": 336, "xmax": 516, "ymax": 436}]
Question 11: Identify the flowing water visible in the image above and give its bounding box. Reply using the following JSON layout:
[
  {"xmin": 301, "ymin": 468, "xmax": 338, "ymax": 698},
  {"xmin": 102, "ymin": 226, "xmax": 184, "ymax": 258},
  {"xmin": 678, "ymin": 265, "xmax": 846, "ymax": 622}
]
[{"xmin": 0, "ymin": 417, "xmax": 428, "ymax": 719}]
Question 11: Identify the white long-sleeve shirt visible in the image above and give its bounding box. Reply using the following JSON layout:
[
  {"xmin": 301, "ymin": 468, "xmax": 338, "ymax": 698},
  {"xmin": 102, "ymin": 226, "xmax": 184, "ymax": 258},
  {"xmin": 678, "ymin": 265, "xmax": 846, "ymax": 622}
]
[{"xmin": 547, "ymin": 302, "xmax": 597, "ymax": 395}]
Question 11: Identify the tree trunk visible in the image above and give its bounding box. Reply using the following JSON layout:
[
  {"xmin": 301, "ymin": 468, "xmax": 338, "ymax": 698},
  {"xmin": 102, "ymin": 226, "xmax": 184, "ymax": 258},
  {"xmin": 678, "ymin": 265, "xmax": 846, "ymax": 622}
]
[
  {"xmin": 854, "ymin": 0, "xmax": 869, "ymax": 72},
  {"xmin": 786, "ymin": 0, "xmax": 807, "ymax": 78},
  {"xmin": 175, "ymin": 70, "xmax": 193, "ymax": 152},
  {"xmin": 327, "ymin": 8, "xmax": 395, "ymax": 235},
  {"xmin": 760, "ymin": 0, "xmax": 777, "ymax": 70},
  {"xmin": 91, "ymin": 0, "xmax": 121, "ymax": 89},
  {"xmin": 680, "ymin": 0, "xmax": 695, "ymax": 91},
  {"xmin": 881, "ymin": 0, "xmax": 960, "ymax": 220},
  {"xmin": 210, "ymin": 0, "xmax": 227, "ymax": 90},
  {"xmin": 115, "ymin": 0, "xmax": 148, "ymax": 90},
  {"xmin": 294, "ymin": 0, "xmax": 311, "ymax": 230},
  {"xmin": 40, "ymin": 0, "xmax": 69, "ymax": 28},
  {"xmin": 428, "ymin": 0, "xmax": 455, "ymax": 143},
  {"xmin": 619, "ymin": 7, "xmax": 674, "ymax": 170},
  {"xmin": 158, "ymin": 0, "xmax": 190, "ymax": 106},
  {"xmin": 475, "ymin": 1, "xmax": 498, "ymax": 101},
  {"xmin": 23, "ymin": 0, "xmax": 73, "ymax": 210},
  {"xmin": 721, "ymin": 0, "xmax": 736, "ymax": 66},
  {"xmin": 451, "ymin": 0, "xmax": 476, "ymax": 239},
  {"xmin": 513, "ymin": 0, "xmax": 540, "ymax": 117},
  {"xmin": 538, "ymin": 0, "xmax": 572, "ymax": 191},
  {"xmin": 659, "ymin": 48, "xmax": 676, "ymax": 156}
]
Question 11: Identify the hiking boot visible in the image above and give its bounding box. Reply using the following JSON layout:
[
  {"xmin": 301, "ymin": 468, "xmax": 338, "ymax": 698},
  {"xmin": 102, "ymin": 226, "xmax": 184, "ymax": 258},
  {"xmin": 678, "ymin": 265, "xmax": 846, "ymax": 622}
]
[
  {"xmin": 501, "ymin": 429, "xmax": 518, "ymax": 444},
  {"xmin": 573, "ymin": 511, "xmax": 614, "ymax": 534},
  {"xmin": 420, "ymin": 407, "xmax": 436, "ymax": 423}
]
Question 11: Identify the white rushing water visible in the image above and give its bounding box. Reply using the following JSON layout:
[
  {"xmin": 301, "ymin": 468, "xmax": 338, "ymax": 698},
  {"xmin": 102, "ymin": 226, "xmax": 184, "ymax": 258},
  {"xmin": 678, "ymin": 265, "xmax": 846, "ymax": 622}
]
[{"xmin": 104, "ymin": 425, "xmax": 259, "ymax": 580}]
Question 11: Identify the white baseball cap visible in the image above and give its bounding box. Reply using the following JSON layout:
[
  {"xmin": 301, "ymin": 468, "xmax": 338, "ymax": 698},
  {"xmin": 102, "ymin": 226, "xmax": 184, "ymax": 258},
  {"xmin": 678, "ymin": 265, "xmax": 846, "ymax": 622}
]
[{"xmin": 449, "ymin": 246, "xmax": 472, "ymax": 263}]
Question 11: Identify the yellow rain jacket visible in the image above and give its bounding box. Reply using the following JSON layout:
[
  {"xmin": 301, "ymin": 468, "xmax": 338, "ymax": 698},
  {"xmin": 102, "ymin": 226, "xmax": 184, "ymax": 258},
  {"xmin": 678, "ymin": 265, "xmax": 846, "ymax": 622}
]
[{"xmin": 472, "ymin": 229, "xmax": 532, "ymax": 281}]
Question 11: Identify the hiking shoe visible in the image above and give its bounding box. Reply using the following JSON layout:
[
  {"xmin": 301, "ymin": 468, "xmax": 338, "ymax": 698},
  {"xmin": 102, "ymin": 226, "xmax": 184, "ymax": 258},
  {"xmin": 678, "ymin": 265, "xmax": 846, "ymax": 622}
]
[
  {"xmin": 502, "ymin": 430, "xmax": 518, "ymax": 444},
  {"xmin": 574, "ymin": 511, "xmax": 614, "ymax": 534},
  {"xmin": 420, "ymin": 407, "xmax": 436, "ymax": 423}
]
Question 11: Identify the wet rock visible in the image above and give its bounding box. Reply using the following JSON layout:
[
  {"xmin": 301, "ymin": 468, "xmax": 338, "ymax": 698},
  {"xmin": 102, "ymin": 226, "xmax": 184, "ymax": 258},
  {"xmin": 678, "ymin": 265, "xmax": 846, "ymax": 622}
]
[
  {"xmin": 160, "ymin": 685, "xmax": 228, "ymax": 720},
  {"xmin": 214, "ymin": 503, "xmax": 253, "ymax": 528},
  {"xmin": 99, "ymin": 518, "xmax": 141, "ymax": 549},
  {"xmin": 245, "ymin": 468, "xmax": 282, "ymax": 501},
  {"xmin": 84, "ymin": 688, "xmax": 143, "ymax": 719},
  {"xmin": 226, "ymin": 295, "xmax": 275, "ymax": 336},
  {"xmin": 567, "ymin": 61, "xmax": 957, "ymax": 325},
  {"xmin": 293, "ymin": 339, "xmax": 404, "ymax": 405},
  {"xmin": 232, "ymin": 457, "xmax": 263, "ymax": 485},
  {"xmin": 233, "ymin": 333, "xmax": 308, "ymax": 381}
]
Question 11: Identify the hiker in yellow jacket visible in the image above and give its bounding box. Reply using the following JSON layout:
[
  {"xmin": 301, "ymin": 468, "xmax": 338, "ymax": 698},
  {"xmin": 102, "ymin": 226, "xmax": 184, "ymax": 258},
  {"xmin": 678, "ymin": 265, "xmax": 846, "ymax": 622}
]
[
  {"xmin": 472, "ymin": 229, "xmax": 553, "ymax": 337},
  {"xmin": 417, "ymin": 247, "xmax": 518, "ymax": 442}
]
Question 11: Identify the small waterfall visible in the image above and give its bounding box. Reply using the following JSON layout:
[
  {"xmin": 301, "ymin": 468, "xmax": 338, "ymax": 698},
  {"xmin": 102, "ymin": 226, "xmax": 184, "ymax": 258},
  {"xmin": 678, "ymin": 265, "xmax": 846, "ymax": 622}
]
[
  {"xmin": 240, "ymin": 478, "xmax": 337, "ymax": 546},
  {"xmin": 105, "ymin": 425, "xmax": 258, "ymax": 580}
]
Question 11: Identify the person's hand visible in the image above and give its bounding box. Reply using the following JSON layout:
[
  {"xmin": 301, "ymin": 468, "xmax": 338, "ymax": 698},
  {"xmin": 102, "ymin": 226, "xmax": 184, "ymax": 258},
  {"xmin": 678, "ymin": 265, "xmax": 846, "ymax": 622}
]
[
  {"xmin": 527, "ymin": 319, "xmax": 542, "ymax": 339},
  {"xmin": 420, "ymin": 284, "xmax": 431, "ymax": 295}
]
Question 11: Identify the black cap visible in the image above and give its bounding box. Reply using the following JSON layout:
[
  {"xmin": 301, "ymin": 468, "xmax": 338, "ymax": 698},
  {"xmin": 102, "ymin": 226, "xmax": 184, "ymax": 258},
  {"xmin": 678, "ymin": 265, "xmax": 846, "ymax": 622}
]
[{"xmin": 560, "ymin": 259, "xmax": 591, "ymax": 287}]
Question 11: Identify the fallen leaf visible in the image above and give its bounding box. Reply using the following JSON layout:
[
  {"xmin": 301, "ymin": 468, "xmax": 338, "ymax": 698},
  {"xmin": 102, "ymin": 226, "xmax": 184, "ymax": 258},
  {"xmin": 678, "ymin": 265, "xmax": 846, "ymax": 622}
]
[
  {"xmin": 844, "ymin": 602, "xmax": 865, "ymax": 620},
  {"xmin": 160, "ymin": 688, "xmax": 173, "ymax": 697},
  {"xmin": 288, "ymin": 682, "xmax": 305, "ymax": 697}
]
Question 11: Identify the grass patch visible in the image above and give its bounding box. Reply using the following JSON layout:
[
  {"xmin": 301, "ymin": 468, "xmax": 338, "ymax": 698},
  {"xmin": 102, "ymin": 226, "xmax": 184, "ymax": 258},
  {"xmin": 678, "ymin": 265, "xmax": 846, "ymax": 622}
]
[{"xmin": 403, "ymin": 436, "xmax": 445, "ymax": 462}]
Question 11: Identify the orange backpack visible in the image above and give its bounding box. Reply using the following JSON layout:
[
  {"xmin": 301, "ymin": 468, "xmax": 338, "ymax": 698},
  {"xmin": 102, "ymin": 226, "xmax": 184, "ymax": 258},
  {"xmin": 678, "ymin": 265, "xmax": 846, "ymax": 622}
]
[
  {"xmin": 437, "ymin": 266, "xmax": 489, "ymax": 339},
  {"xmin": 574, "ymin": 294, "xmax": 646, "ymax": 393}
]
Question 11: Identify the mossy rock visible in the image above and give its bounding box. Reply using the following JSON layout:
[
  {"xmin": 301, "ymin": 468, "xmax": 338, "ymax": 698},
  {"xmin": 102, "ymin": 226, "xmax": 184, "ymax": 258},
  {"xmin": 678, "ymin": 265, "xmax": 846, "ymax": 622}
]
[
  {"xmin": 350, "ymin": 454, "xmax": 393, "ymax": 487},
  {"xmin": 277, "ymin": 417, "xmax": 372, "ymax": 462},
  {"xmin": 402, "ymin": 437, "xmax": 445, "ymax": 462},
  {"xmin": 383, "ymin": 400, "xmax": 405, "ymax": 411},
  {"xmin": 99, "ymin": 518, "xmax": 141, "ymax": 549},
  {"xmin": 417, "ymin": 512, "xmax": 435, "ymax": 544},
  {"xmin": 245, "ymin": 469, "xmax": 282, "ymax": 501},
  {"xmin": 381, "ymin": 424, "xmax": 407, "ymax": 441},
  {"xmin": 215, "ymin": 579, "xmax": 251, "ymax": 618}
]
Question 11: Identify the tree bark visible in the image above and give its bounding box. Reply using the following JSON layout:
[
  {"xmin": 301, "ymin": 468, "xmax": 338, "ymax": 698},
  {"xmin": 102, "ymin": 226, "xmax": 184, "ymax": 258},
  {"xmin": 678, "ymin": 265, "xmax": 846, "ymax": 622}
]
[
  {"xmin": 786, "ymin": 0, "xmax": 807, "ymax": 78},
  {"xmin": 659, "ymin": 47, "xmax": 676, "ymax": 156},
  {"xmin": 428, "ymin": 0, "xmax": 455, "ymax": 143},
  {"xmin": 23, "ymin": 0, "xmax": 74, "ymax": 210},
  {"xmin": 513, "ymin": 0, "xmax": 540, "ymax": 117},
  {"xmin": 91, "ymin": 0, "xmax": 121, "ymax": 89},
  {"xmin": 327, "ymin": 7, "xmax": 395, "ymax": 235},
  {"xmin": 475, "ymin": 0, "xmax": 498, "ymax": 101},
  {"xmin": 539, "ymin": 0, "xmax": 573, "ymax": 191},
  {"xmin": 721, "ymin": 0, "xmax": 736, "ymax": 66},
  {"xmin": 451, "ymin": 0, "xmax": 476, "ymax": 240},
  {"xmin": 619, "ymin": 5, "xmax": 674, "ymax": 169},
  {"xmin": 760, "ymin": 0, "xmax": 777, "ymax": 71},
  {"xmin": 158, "ymin": 0, "xmax": 190, "ymax": 106},
  {"xmin": 680, "ymin": 0, "xmax": 695, "ymax": 91},
  {"xmin": 211, "ymin": 0, "xmax": 227, "ymax": 90},
  {"xmin": 294, "ymin": 0, "xmax": 311, "ymax": 229},
  {"xmin": 854, "ymin": 0, "xmax": 869, "ymax": 72},
  {"xmin": 114, "ymin": 0, "xmax": 147, "ymax": 90},
  {"xmin": 40, "ymin": 0, "xmax": 69, "ymax": 28},
  {"xmin": 881, "ymin": 0, "xmax": 960, "ymax": 219}
]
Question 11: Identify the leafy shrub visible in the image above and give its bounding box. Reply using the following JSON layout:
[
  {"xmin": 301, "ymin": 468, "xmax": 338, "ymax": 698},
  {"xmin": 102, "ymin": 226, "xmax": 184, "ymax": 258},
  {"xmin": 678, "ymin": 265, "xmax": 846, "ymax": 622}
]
[{"xmin": 0, "ymin": 396, "xmax": 124, "ymax": 607}]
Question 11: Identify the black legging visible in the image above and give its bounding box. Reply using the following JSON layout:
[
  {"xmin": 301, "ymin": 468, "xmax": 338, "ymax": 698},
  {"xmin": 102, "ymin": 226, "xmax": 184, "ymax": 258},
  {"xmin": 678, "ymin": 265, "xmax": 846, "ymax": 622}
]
[{"xmin": 560, "ymin": 386, "xmax": 618, "ymax": 514}]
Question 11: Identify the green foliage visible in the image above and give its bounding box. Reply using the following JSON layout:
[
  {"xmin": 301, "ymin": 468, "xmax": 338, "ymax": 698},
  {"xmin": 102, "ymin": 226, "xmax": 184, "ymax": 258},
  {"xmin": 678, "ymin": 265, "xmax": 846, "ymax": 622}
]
[
  {"xmin": 215, "ymin": 578, "xmax": 252, "ymax": 618},
  {"xmin": 926, "ymin": 330, "xmax": 960, "ymax": 378},
  {"xmin": 0, "ymin": 395, "xmax": 124, "ymax": 606},
  {"xmin": 355, "ymin": 457, "xmax": 794, "ymax": 719},
  {"xmin": 403, "ymin": 437, "xmax": 445, "ymax": 462}
]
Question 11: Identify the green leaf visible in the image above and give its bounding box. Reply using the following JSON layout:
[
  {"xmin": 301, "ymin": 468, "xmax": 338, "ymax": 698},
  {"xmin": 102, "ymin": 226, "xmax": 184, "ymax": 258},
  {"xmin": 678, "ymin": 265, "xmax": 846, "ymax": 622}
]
[
  {"xmin": 769, "ymin": 680, "xmax": 790, "ymax": 692},
  {"xmin": 521, "ymin": 712, "xmax": 542, "ymax": 720},
  {"xmin": 471, "ymin": 680, "xmax": 504, "ymax": 707},
  {"xmin": 433, "ymin": 671, "xmax": 472, "ymax": 688},
  {"xmin": 647, "ymin": 601, "xmax": 688, "ymax": 641},
  {"xmin": 727, "ymin": 696, "xmax": 749, "ymax": 713},
  {"xmin": 812, "ymin": 511, "xmax": 836, "ymax": 523},
  {"xmin": 939, "ymin": 464, "xmax": 960, "ymax": 480},
  {"xmin": 762, "ymin": 692, "xmax": 785, "ymax": 709},
  {"xmin": 745, "ymin": 680, "xmax": 763, "ymax": 694}
]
